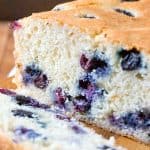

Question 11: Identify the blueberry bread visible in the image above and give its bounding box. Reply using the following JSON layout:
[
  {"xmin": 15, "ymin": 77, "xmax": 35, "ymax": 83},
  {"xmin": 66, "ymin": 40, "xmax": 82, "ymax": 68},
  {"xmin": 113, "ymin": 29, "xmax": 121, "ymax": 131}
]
[
  {"xmin": 13, "ymin": 0, "xmax": 150, "ymax": 144},
  {"xmin": 0, "ymin": 88, "xmax": 124, "ymax": 150}
]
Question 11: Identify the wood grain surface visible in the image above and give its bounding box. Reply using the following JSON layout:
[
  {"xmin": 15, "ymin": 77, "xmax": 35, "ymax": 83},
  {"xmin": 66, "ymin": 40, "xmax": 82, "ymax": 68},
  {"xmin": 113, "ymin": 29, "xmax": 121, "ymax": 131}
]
[{"xmin": 0, "ymin": 22, "xmax": 149, "ymax": 150}]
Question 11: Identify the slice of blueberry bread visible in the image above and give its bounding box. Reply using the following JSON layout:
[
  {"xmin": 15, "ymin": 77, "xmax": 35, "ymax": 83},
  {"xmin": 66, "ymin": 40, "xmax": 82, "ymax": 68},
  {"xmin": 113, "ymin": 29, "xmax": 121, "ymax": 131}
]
[
  {"xmin": 13, "ymin": 0, "xmax": 150, "ymax": 144},
  {"xmin": 0, "ymin": 88, "xmax": 124, "ymax": 150}
]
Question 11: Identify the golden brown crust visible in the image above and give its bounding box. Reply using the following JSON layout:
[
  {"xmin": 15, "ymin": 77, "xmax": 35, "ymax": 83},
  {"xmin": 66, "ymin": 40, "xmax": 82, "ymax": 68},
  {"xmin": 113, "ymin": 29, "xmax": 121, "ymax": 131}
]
[
  {"xmin": 33, "ymin": 7, "xmax": 149, "ymax": 33},
  {"xmin": 54, "ymin": 0, "xmax": 150, "ymax": 18},
  {"xmin": 83, "ymin": 121, "xmax": 150, "ymax": 145},
  {"xmin": 105, "ymin": 29, "xmax": 150, "ymax": 54},
  {"xmin": 29, "ymin": 0, "xmax": 150, "ymax": 53},
  {"xmin": 53, "ymin": 0, "xmax": 121, "ymax": 10}
]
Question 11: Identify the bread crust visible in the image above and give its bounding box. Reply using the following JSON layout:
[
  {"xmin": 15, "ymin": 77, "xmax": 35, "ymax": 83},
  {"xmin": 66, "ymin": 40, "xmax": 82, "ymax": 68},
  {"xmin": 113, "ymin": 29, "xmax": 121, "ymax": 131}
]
[
  {"xmin": 25, "ymin": 0, "xmax": 150, "ymax": 53},
  {"xmin": 82, "ymin": 121, "xmax": 150, "ymax": 145},
  {"xmin": 53, "ymin": 0, "xmax": 121, "ymax": 10}
]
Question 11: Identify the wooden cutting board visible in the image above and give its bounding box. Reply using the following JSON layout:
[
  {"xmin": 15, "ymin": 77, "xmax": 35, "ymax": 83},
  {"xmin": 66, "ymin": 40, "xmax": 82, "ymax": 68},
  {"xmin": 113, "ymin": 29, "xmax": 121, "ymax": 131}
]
[{"xmin": 0, "ymin": 22, "xmax": 149, "ymax": 150}]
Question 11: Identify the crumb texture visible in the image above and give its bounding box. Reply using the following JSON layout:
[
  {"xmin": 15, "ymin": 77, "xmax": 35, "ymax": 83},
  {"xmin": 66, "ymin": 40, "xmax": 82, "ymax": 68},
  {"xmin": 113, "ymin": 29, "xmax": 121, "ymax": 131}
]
[
  {"xmin": 13, "ymin": 0, "xmax": 150, "ymax": 144},
  {"xmin": 0, "ymin": 90, "xmax": 124, "ymax": 150}
]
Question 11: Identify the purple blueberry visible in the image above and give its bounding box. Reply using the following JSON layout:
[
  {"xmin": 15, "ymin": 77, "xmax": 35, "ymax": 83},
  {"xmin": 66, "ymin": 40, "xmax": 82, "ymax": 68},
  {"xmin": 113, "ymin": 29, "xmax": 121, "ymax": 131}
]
[
  {"xmin": 12, "ymin": 109, "xmax": 37, "ymax": 119},
  {"xmin": 79, "ymin": 78, "xmax": 91, "ymax": 89},
  {"xmin": 14, "ymin": 127, "xmax": 40, "ymax": 140},
  {"xmin": 23, "ymin": 64, "xmax": 48, "ymax": 89},
  {"xmin": 53, "ymin": 87, "xmax": 73, "ymax": 109},
  {"xmin": 73, "ymin": 95, "xmax": 91, "ymax": 113},
  {"xmin": 78, "ymin": 74, "xmax": 94, "ymax": 90},
  {"xmin": 24, "ymin": 64, "xmax": 41, "ymax": 82},
  {"xmin": 80, "ymin": 54, "xmax": 89, "ymax": 70},
  {"xmin": 34, "ymin": 74, "xmax": 49, "ymax": 89},
  {"xmin": 0, "ymin": 88, "xmax": 50, "ymax": 109},
  {"xmin": 119, "ymin": 48, "xmax": 142, "ymax": 71},
  {"xmin": 85, "ymin": 83, "xmax": 97, "ymax": 100},
  {"xmin": 79, "ymin": 74, "xmax": 107, "ymax": 98},
  {"xmin": 10, "ymin": 21, "xmax": 22, "ymax": 30},
  {"xmin": 109, "ymin": 108, "xmax": 150, "ymax": 129},
  {"xmin": 86, "ymin": 57, "xmax": 108, "ymax": 72},
  {"xmin": 76, "ymin": 73, "xmax": 108, "ymax": 113},
  {"xmin": 54, "ymin": 87, "xmax": 66, "ymax": 107},
  {"xmin": 14, "ymin": 95, "xmax": 50, "ymax": 109},
  {"xmin": 56, "ymin": 113, "xmax": 71, "ymax": 122},
  {"xmin": 86, "ymin": 86, "xmax": 107, "ymax": 101},
  {"xmin": 80, "ymin": 54, "xmax": 110, "ymax": 77},
  {"xmin": 0, "ymin": 88, "xmax": 16, "ymax": 96},
  {"xmin": 71, "ymin": 124, "xmax": 86, "ymax": 134},
  {"xmin": 114, "ymin": 8, "xmax": 134, "ymax": 17},
  {"xmin": 74, "ymin": 87, "xmax": 106, "ymax": 113}
]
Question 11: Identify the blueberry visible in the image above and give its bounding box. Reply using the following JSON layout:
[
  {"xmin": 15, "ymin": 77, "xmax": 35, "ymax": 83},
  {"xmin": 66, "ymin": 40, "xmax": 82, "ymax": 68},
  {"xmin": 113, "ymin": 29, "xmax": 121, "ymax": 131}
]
[
  {"xmin": 56, "ymin": 114, "xmax": 71, "ymax": 122},
  {"xmin": 80, "ymin": 54, "xmax": 89, "ymax": 70},
  {"xmin": 85, "ymin": 83, "xmax": 97, "ymax": 100},
  {"xmin": 109, "ymin": 108, "xmax": 150, "ymax": 129},
  {"xmin": 0, "ymin": 88, "xmax": 16, "ymax": 96},
  {"xmin": 0, "ymin": 89, "xmax": 50, "ymax": 109},
  {"xmin": 74, "ymin": 86, "xmax": 107, "ymax": 113},
  {"xmin": 73, "ymin": 95, "xmax": 91, "ymax": 113},
  {"xmin": 84, "ymin": 81, "xmax": 107, "ymax": 101},
  {"xmin": 71, "ymin": 124, "xmax": 86, "ymax": 134},
  {"xmin": 80, "ymin": 54, "xmax": 110, "ymax": 77},
  {"xmin": 79, "ymin": 75, "xmax": 93, "ymax": 89},
  {"xmin": 54, "ymin": 87, "xmax": 66, "ymax": 107},
  {"xmin": 86, "ymin": 57, "xmax": 109, "ymax": 73},
  {"xmin": 114, "ymin": 8, "xmax": 134, "ymax": 17},
  {"xmin": 34, "ymin": 74, "xmax": 49, "ymax": 89},
  {"xmin": 119, "ymin": 48, "xmax": 142, "ymax": 71},
  {"xmin": 23, "ymin": 64, "xmax": 41, "ymax": 83},
  {"xmin": 12, "ymin": 109, "xmax": 37, "ymax": 119},
  {"xmin": 23, "ymin": 64, "xmax": 48, "ymax": 89},
  {"xmin": 79, "ymin": 73, "xmax": 107, "ymax": 98},
  {"xmin": 14, "ymin": 95, "xmax": 50, "ymax": 109},
  {"xmin": 66, "ymin": 94, "xmax": 73, "ymax": 101},
  {"xmin": 53, "ymin": 88, "xmax": 73, "ymax": 109},
  {"xmin": 122, "ymin": 112, "xmax": 139, "ymax": 128},
  {"xmin": 97, "ymin": 145, "xmax": 116, "ymax": 150},
  {"xmin": 76, "ymin": 73, "xmax": 108, "ymax": 113},
  {"xmin": 14, "ymin": 127, "xmax": 41, "ymax": 140},
  {"xmin": 79, "ymin": 78, "xmax": 91, "ymax": 89}
]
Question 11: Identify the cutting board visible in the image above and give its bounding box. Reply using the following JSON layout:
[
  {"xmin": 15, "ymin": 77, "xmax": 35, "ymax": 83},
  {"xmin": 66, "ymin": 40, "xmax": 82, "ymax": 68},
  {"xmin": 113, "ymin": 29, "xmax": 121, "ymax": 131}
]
[{"xmin": 0, "ymin": 22, "xmax": 149, "ymax": 150}]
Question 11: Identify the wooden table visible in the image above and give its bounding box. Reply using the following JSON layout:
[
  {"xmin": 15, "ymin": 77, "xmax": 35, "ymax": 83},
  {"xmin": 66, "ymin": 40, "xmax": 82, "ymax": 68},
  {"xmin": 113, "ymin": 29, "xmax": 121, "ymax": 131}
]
[{"xmin": 0, "ymin": 22, "xmax": 149, "ymax": 150}]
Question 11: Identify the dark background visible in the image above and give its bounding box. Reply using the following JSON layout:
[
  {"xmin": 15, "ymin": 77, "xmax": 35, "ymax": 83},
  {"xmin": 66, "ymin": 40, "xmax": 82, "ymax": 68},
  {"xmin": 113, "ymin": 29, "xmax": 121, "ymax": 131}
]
[{"xmin": 0, "ymin": 0, "xmax": 72, "ymax": 20}]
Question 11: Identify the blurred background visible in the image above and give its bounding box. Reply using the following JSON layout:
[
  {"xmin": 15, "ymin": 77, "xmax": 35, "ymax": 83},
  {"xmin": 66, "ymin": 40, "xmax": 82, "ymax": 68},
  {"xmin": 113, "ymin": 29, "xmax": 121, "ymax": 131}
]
[
  {"xmin": 0, "ymin": 0, "xmax": 72, "ymax": 20},
  {"xmin": 0, "ymin": 0, "xmax": 72, "ymax": 88}
]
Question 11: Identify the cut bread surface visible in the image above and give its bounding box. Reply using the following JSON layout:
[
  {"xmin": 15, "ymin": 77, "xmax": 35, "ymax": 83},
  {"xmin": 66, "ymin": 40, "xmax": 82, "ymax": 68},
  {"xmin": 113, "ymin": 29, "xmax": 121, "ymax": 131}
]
[
  {"xmin": 13, "ymin": 0, "xmax": 150, "ymax": 144},
  {"xmin": 0, "ymin": 88, "xmax": 124, "ymax": 150}
]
